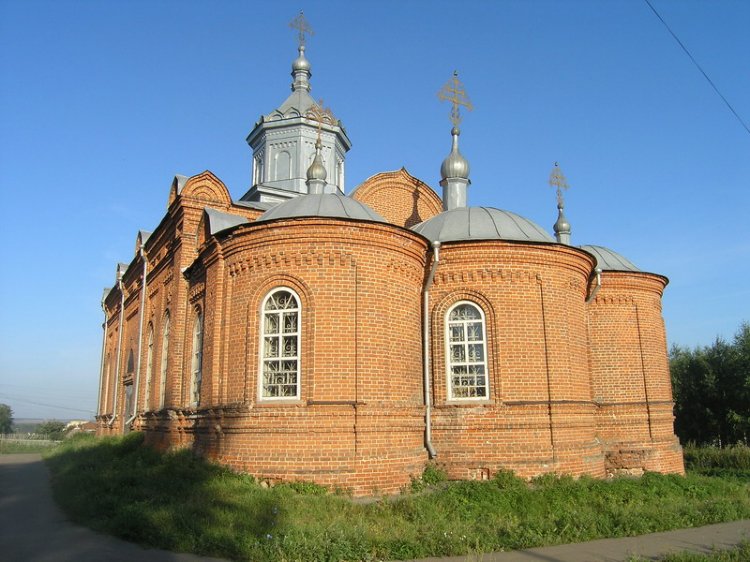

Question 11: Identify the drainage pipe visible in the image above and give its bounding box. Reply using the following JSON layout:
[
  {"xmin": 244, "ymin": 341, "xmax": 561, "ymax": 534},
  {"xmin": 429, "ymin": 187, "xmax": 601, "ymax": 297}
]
[
  {"xmin": 585, "ymin": 268, "xmax": 602, "ymax": 304},
  {"xmin": 422, "ymin": 240, "xmax": 441, "ymax": 458},
  {"xmin": 96, "ymin": 296, "xmax": 109, "ymax": 418},
  {"xmin": 125, "ymin": 245, "xmax": 148, "ymax": 429},
  {"xmin": 108, "ymin": 270, "xmax": 126, "ymax": 428}
]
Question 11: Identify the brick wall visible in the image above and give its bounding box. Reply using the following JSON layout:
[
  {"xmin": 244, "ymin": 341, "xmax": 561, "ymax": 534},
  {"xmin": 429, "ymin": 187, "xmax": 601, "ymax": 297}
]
[
  {"xmin": 97, "ymin": 171, "xmax": 684, "ymax": 495},
  {"xmin": 427, "ymin": 241, "xmax": 605, "ymax": 479},
  {"xmin": 587, "ymin": 271, "xmax": 684, "ymax": 475},
  {"xmin": 351, "ymin": 168, "xmax": 442, "ymax": 228}
]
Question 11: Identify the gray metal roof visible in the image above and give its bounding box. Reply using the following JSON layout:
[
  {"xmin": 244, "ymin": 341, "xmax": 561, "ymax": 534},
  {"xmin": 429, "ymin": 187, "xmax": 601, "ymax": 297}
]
[
  {"xmin": 172, "ymin": 174, "xmax": 189, "ymax": 195},
  {"xmin": 579, "ymin": 245, "xmax": 640, "ymax": 272},
  {"xmin": 204, "ymin": 208, "xmax": 250, "ymax": 236},
  {"xmin": 138, "ymin": 230, "xmax": 152, "ymax": 244},
  {"xmin": 234, "ymin": 199, "xmax": 275, "ymax": 211},
  {"xmin": 257, "ymin": 193, "xmax": 386, "ymax": 223},
  {"xmin": 412, "ymin": 207, "xmax": 554, "ymax": 244}
]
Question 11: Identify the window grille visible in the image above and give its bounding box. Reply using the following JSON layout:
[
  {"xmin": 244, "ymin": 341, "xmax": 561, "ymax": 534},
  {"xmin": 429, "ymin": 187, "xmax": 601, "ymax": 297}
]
[
  {"xmin": 145, "ymin": 325, "xmax": 154, "ymax": 410},
  {"xmin": 260, "ymin": 289, "xmax": 300, "ymax": 399},
  {"xmin": 191, "ymin": 310, "xmax": 203, "ymax": 406},
  {"xmin": 159, "ymin": 311, "xmax": 170, "ymax": 408},
  {"xmin": 446, "ymin": 302, "xmax": 488, "ymax": 400}
]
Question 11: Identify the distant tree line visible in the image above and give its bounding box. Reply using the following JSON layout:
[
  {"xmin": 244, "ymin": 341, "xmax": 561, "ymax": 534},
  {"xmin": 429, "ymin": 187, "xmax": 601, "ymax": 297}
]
[
  {"xmin": 670, "ymin": 322, "xmax": 750, "ymax": 446},
  {"xmin": 0, "ymin": 404, "xmax": 12, "ymax": 434},
  {"xmin": 0, "ymin": 407, "xmax": 68, "ymax": 441}
]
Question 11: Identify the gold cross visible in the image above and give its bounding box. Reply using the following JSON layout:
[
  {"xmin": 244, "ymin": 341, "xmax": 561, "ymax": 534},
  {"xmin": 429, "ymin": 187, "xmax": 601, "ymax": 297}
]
[
  {"xmin": 289, "ymin": 11, "xmax": 314, "ymax": 48},
  {"xmin": 306, "ymin": 99, "xmax": 335, "ymax": 142},
  {"xmin": 438, "ymin": 71, "xmax": 473, "ymax": 127},
  {"xmin": 548, "ymin": 162, "xmax": 570, "ymax": 206}
]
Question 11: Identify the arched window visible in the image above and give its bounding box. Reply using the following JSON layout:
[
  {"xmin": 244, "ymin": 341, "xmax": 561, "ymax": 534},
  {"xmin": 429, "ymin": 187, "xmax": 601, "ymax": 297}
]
[
  {"xmin": 144, "ymin": 324, "xmax": 154, "ymax": 410},
  {"xmin": 159, "ymin": 311, "xmax": 170, "ymax": 408},
  {"xmin": 446, "ymin": 301, "xmax": 489, "ymax": 400},
  {"xmin": 102, "ymin": 353, "xmax": 111, "ymax": 414},
  {"xmin": 260, "ymin": 288, "xmax": 300, "ymax": 399},
  {"xmin": 274, "ymin": 150, "xmax": 291, "ymax": 181},
  {"xmin": 191, "ymin": 309, "xmax": 203, "ymax": 407},
  {"xmin": 126, "ymin": 348, "xmax": 135, "ymax": 376}
]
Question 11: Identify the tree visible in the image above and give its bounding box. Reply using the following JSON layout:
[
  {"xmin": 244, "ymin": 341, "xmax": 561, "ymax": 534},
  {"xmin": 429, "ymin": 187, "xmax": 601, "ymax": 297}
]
[
  {"xmin": 0, "ymin": 404, "xmax": 12, "ymax": 434},
  {"xmin": 670, "ymin": 322, "xmax": 750, "ymax": 445},
  {"xmin": 37, "ymin": 420, "xmax": 66, "ymax": 441}
]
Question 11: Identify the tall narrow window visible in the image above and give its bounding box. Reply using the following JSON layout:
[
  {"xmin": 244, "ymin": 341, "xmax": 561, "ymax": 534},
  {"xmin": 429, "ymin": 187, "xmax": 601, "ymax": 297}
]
[
  {"xmin": 191, "ymin": 309, "xmax": 203, "ymax": 407},
  {"xmin": 446, "ymin": 302, "xmax": 488, "ymax": 400},
  {"xmin": 159, "ymin": 311, "xmax": 170, "ymax": 408},
  {"xmin": 144, "ymin": 324, "xmax": 154, "ymax": 410},
  {"xmin": 260, "ymin": 288, "xmax": 300, "ymax": 399},
  {"xmin": 103, "ymin": 353, "xmax": 111, "ymax": 414},
  {"xmin": 124, "ymin": 383, "xmax": 134, "ymax": 419}
]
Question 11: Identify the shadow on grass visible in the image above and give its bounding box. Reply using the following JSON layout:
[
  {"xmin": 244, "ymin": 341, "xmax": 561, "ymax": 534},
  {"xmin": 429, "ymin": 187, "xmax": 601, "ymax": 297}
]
[{"xmin": 44, "ymin": 433, "xmax": 281, "ymax": 560}]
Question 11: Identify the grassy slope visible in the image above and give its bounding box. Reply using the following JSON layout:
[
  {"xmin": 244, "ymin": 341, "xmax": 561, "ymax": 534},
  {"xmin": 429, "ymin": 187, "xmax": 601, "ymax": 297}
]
[{"xmin": 45, "ymin": 435, "xmax": 750, "ymax": 562}]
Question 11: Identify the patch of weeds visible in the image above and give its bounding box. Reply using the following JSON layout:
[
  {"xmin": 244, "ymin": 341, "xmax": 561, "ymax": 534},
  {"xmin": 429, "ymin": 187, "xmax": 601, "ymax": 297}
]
[
  {"xmin": 410, "ymin": 463, "xmax": 447, "ymax": 492},
  {"xmin": 278, "ymin": 480, "xmax": 328, "ymax": 495}
]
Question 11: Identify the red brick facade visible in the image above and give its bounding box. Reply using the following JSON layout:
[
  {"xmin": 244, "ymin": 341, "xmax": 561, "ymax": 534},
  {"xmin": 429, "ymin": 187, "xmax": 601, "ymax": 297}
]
[{"xmin": 97, "ymin": 167, "xmax": 684, "ymax": 495}]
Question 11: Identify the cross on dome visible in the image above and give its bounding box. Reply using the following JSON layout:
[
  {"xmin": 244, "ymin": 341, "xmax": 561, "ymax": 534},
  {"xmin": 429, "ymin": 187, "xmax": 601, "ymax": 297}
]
[
  {"xmin": 289, "ymin": 11, "xmax": 314, "ymax": 48},
  {"xmin": 438, "ymin": 70, "xmax": 473, "ymax": 128},
  {"xmin": 306, "ymin": 99, "xmax": 335, "ymax": 143},
  {"xmin": 548, "ymin": 162, "xmax": 569, "ymax": 207}
]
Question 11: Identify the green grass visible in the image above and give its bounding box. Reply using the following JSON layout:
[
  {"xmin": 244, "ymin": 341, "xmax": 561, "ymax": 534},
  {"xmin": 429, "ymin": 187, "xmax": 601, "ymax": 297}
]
[
  {"xmin": 684, "ymin": 445, "xmax": 750, "ymax": 480},
  {"xmin": 0, "ymin": 439, "xmax": 59, "ymax": 454},
  {"xmin": 629, "ymin": 541, "xmax": 750, "ymax": 561},
  {"xmin": 45, "ymin": 435, "xmax": 750, "ymax": 562}
]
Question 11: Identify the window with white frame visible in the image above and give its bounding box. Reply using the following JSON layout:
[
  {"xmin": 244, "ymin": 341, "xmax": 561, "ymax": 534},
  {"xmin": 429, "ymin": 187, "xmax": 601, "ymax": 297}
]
[
  {"xmin": 446, "ymin": 301, "xmax": 489, "ymax": 400},
  {"xmin": 159, "ymin": 311, "xmax": 170, "ymax": 408},
  {"xmin": 191, "ymin": 309, "xmax": 203, "ymax": 407},
  {"xmin": 144, "ymin": 324, "xmax": 154, "ymax": 410},
  {"xmin": 260, "ymin": 288, "xmax": 300, "ymax": 399}
]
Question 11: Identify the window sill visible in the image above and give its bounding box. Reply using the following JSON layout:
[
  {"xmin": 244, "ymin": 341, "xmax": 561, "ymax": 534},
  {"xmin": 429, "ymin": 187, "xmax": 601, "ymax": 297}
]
[
  {"xmin": 254, "ymin": 399, "xmax": 304, "ymax": 407},
  {"xmin": 442, "ymin": 399, "xmax": 495, "ymax": 407}
]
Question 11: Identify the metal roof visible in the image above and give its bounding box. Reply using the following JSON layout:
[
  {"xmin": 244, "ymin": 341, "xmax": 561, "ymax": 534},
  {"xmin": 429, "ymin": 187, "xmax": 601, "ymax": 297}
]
[
  {"xmin": 257, "ymin": 193, "xmax": 386, "ymax": 223},
  {"xmin": 234, "ymin": 199, "xmax": 275, "ymax": 211},
  {"xmin": 579, "ymin": 245, "xmax": 640, "ymax": 272},
  {"xmin": 412, "ymin": 207, "xmax": 554, "ymax": 244},
  {"xmin": 203, "ymin": 208, "xmax": 250, "ymax": 236}
]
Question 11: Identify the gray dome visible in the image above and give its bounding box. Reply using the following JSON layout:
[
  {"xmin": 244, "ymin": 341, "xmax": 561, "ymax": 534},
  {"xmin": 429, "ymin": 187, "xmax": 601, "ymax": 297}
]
[
  {"xmin": 292, "ymin": 46, "xmax": 311, "ymax": 72},
  {"xmin": 258, "ymin": 193, "xmax": 386, "ymax": 223},
  {"xmin": 580, "ymin": 245, "xmax": 640, "ymax": 272},
  {"xmin": 306, "ymin": 153, "xmax": 327, "ymax": 181},
  {"xmin": 413, "ymin": 207, "xmax": 554, "ymax": 243},
  {"xmin": 440, "ymin": 127, "xmax": 470, "ymax": 180}
]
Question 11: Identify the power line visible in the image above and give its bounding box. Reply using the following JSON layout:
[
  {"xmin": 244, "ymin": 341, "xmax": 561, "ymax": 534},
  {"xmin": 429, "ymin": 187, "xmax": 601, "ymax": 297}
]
[
  {"xmin": 0, "ymin": 394, "xmax": 95, "ymax": 415},
  {"xmin": 643, "ymin": 0, "xmax": 750, "ymax": 136}
]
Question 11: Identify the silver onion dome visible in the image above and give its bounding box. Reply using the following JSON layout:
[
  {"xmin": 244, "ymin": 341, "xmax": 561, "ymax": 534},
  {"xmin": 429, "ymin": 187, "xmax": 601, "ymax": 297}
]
[
  {"xmin": 306, "ymin": 141, "xmax": 327, "ymax": 182},
  {"xmin": 440, "ymin": 127, "xmax": 470, "ymax": 180}
]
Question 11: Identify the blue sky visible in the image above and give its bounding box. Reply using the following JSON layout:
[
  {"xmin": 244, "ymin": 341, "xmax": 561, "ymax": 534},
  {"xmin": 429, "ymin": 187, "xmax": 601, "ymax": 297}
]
[{"xmin": 1, "ymin": 0, "xmax": 748, "ymax": 420}]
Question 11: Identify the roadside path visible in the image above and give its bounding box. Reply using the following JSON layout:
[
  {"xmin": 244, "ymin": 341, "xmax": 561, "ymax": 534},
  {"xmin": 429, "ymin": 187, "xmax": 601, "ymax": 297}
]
[{"xmin": 1, "ymin": 453, "xmax": 748, "ymax": 562}]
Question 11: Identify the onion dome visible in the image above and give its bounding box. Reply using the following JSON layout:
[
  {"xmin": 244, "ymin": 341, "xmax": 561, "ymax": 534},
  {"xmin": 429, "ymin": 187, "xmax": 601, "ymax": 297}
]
[
  {"xmin": 553, "ymin": 205, "xmax": 571, "ymax": 244},
  {"xmin": 306, "ymin": 138, "xmax": 328, "ymax": 195},
  {"xmin": 292, "ymin": 45, "xmax": 311, "ymax": 72},
  {"xmin": 258, "ymin": 193, "xmax": 386, "ymax": 223},
  {"xmin": 413, "ymin": 207, "xmax": 554, "ymax": 244},
  {"xmin": 291, "ymin": 45, "xmax": 311, "ymax": 93},
  {"xmin": 580, "ymin": 245, "xmax": 640, "ymax": 272},
  {"xmin": 440, "ymin": 127, "xmax": 470, "ymax": 180}
]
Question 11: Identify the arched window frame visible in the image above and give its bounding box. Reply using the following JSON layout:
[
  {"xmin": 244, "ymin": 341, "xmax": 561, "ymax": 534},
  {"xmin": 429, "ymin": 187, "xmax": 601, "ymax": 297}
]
[
  {"xmin": 144, "ymin": 323, "xmax": 154, "ymax": 411},
  {"xmin": 159, "ymin": 311, "xmax": 170, "ymax": 409},
  {"xmin": 258, "ymin": 287, "xmax": 301, "ymax": 401},
  {"xmin": 445, "ymin": 301, "xmax": 490, "ymax": 401},
  {"xmin": 190, "ymin": 308, "xmax": 203, "ymax": 407}
]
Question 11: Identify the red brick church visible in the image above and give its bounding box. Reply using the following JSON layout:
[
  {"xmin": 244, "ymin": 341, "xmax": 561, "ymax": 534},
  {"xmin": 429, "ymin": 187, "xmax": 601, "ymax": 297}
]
[{"xmin": 96, "ymin": 22, "xmax": 684, "ymax": 495}]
